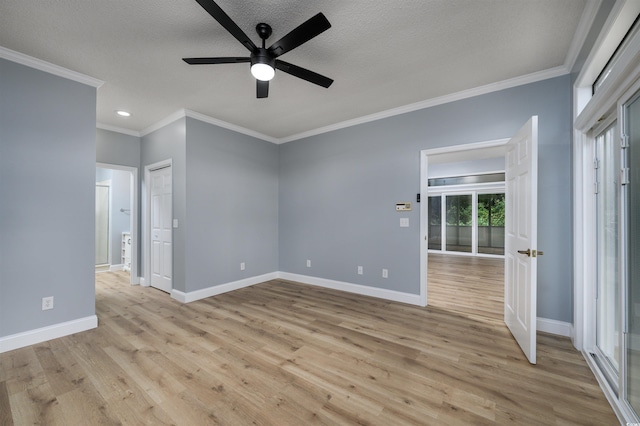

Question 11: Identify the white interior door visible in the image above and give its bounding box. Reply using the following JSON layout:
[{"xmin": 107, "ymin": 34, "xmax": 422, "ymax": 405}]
[
  {"xmin": 504, "ymin": 116, "xmax": 539, "ymax": 364},
  {"xmin": 150, "ymin": 166, "xmax": 172, "ymax": 293}
]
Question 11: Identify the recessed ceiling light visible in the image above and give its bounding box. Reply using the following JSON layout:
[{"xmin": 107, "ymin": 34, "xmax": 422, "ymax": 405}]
[{"xmin": 116, "ymin": 110, "xmax": 131, "ymax": 117}]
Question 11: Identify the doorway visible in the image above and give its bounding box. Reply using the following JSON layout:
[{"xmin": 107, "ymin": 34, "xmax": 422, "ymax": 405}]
[
  {"xmin": 420, "ymin": 117, "xmax": 540, "ymax": 363},
  {"xmin": 95, "ymin": 163, "xmax": 139, "ymax": 285},
  {"xmin": 420, "ymin": 139, "xmax": 509, "ymax": 308}
]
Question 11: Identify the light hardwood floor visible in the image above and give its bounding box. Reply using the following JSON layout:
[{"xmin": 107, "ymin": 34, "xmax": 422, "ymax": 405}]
[
  {"xmin": 0, "ymin": 271, "xmax": 617, "ymax": 425},
  {"xmin": 427, "ymin": 253, "xmax": 504, "ymax": 321}
]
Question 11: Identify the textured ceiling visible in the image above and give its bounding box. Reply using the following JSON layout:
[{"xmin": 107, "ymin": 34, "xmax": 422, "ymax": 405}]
[{"xmin": 0, "ymin": 0, "xmax": 589, "ymax": 140}]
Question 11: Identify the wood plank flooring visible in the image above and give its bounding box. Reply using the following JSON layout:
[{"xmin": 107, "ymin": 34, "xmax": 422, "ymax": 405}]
[
  {"xmin": 428, "ymin": 253, "xmax": 504, "ymax": 321},
  {"xmin": 0, "ymin": 271, "xmax": 618, "ymax": 425}
]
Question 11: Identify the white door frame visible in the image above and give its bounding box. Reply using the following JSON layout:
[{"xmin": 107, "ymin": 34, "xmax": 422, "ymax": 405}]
[
  {"xmin": 420, "ymin": 139, "xmax": 510, "ymax": 306},
  {"xmin": 143, "ymin": 159, "xmax": 172, "ymax": 288},
  {"xmin": 96, "ymin": 162, "xmax": 139, "ymax": 285}
]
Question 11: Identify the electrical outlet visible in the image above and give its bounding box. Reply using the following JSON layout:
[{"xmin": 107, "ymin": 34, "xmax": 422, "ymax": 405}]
[
  {"xmin": 306, "ymin": 259, "xmax": 311, "ymax": 268},
  {"xmin": 357, "ymin": 266, "xmax": 363, "ymax": 275},
  {"xmin": 382, "ymin": 269, "xmax": 389, "ymax": 278},
  {"xmin": 42, "ymin": 296, "xmax": 54, "ymax": 310},
  {"xmin": 240, "ymin": 262, "xmax": 245, "ymax": 271}
]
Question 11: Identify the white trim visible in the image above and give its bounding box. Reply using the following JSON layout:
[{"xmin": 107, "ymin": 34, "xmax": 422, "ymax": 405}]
[
  {"xmin": 0, "ymin": 46, "xmax": 103, "ymax": 88},
  {"xmin": 171, "ymin": 272, "xmax": 279, "ymax": 303},
  {"xmin": 184, "ymin": 110, "xmax": 279, "ymax": 144},
  {"xmin": 421, "ymin": 139, "xmax": 511, "ymax": 310},
  {"xmin": 583, "ymin": 350, "xmax": 635, "ymax": 424},
  {"xmin": 565, "ymin": 0, "xmax": 604, "ymax": 73},
  {"xmin": 97, "ymin": 123, "xmax": 141, "ymax": 138},
  {"xmin": 574, "ymin": 0, "xmax": 640, "ymax": 119},
  {"xmin": 109, "ymin": 264, "xmax": 124, "ymax": 272},
  {"xmin": 0, "ymin": 315, "xmax": 98, "ymax": 353},
  {"xmin": 277, "ymin": 272, "xmax": 423, "ymax": 306},
  {"xmin": 97, "ymin": 162, "xmax": 140, "ymax": 286},
  {"xmin": 427, "ymin": 169, "xmax": 505, "ymax": 180},
  {"xmin": 133, "ymin": 67, "xmax": 569, "ymax": 145},
  {"xmin": 537, "ymin": 318, "xmax": 573, "ymax": 337},
  {"xmin": 427, "ymin": 182, "xmax": 505, "ymax": 195},
  {"xmin": 278, "ymin": 68, "xmax": 568, "ymax": 144},
  {"xmin": 140, "ymin": 110, "xmax": 186, "ymax": 137}
]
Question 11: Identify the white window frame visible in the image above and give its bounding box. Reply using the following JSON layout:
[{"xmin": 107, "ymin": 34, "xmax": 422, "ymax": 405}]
[
  {"xmin": 428, "ymin": 182, "xmax": 506, "ymax": 257},
  {"xmin": 573, "ymin": 0, "xmax": 640, "ymax": 423}
]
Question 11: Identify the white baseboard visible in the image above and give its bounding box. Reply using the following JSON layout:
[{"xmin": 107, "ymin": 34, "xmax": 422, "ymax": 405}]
[
  {"xmin": 537, "ymin": 317, "xmax": 573, "ymax": 337},
  {"xmin": 171, "ymin": 272, "xmax": 279, "ymax": 303},
  {"xmin": 0, "ymin": 315, "xmax": 98, "ymax": 353},
  {"xmin": 109, "ymin": 264, "xmax": 124, "ymax": 272},
  {"xmin": 277, "ymin": 272, "xmax": 423, "ymax": 306},
  {"xmin": 139, "ymin": 277, "xmax": 147, "ymax": 287},
  {"xmin": 145, "ymin": 271, "xmax": 571, "ymax": 338}
]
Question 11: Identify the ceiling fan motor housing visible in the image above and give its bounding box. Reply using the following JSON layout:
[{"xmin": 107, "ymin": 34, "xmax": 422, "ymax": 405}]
[{"xmin": 251, "ymin": 48, "xmax": 275, "ymax": 69}]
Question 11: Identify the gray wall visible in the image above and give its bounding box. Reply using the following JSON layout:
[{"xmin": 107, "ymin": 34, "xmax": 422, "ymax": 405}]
[
  {"xmin": 184, "ymin": 117, "xmax": 279, "ymax": 292},
  {"xmin": 0, "ymin": 58, "xmax": 97, "ymax": 337},
  {"xmin": 138, "ymin": 117, "xmax": 279, "ymax": 294},
  {"xmin": 97, "ymin": 128, "xmax": 140, "ymax": 168},
  {"xmin": 279, "ymin": 75, "xmax": 573, "ymax": 322},
  {"xmin": 140, "ymin": 118, "xmax": 187, "ymax": 291}
]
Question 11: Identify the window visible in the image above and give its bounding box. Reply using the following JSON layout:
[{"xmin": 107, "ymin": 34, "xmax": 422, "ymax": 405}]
[
  {"xmin": 477, "ymin": 193, "xmax": 505, "ymax": 255},
  {"xmin": 427, "ymin": 188, "xmax": 504, "ymax": 256},
  {"xmin": 446, "ymin": 195, "xmax": 473, "ymax": 253},
  {"xmin": 428, "ymin": 196, "xmax": 442, "ymax": 250}
]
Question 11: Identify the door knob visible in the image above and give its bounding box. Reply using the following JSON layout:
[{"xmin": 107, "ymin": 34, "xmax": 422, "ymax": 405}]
[{"xmin": 517, "ymin": 249, "xmax": 531, "ymax": 257}]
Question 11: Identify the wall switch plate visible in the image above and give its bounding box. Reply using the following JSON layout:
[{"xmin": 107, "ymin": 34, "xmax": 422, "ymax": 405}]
[
  {"xmin": 240, "ymin": 262, "xmax": 245, "ymax": 271},
  {"xmin": 382, "ymin": 269, "xmax": 389, "ymax": 278},
  {"xmin": 306, "ymin": 259, "xmax": 311, "ymax": 268},
  {"xmin": 400, "ymin": 217, "xmax": 409, "ymax": 227},
  {"xmin": 357, "ymin": 266, "xmax": 363, "ymax": 275},
  {"xmin": 42, "ymin": 296, "xmax": 54, "ymax": 310}
]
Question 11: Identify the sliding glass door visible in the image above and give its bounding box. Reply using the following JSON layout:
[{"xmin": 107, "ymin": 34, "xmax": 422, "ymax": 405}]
[
  {"xmin": 626, "ymin": 91, "xmax": 640, "ymax": 414},
  {"xmin": 594, "ymin": 123, "xmax": 620, "ymax": 382},
  {"xmin": 427, "ymin": 191, "xmax": 504, "ymax": 255},
  {"xmin": 446, "ymin": 195, "xmax": 472, "ymax": 252}
]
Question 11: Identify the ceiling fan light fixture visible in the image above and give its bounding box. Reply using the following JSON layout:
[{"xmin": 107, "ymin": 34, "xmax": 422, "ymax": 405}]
[{"xmin": 251, "ymin": 63, "xmax": 275, "ymax": 81}]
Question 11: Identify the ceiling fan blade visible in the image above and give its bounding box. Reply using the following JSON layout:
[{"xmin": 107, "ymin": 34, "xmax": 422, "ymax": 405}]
[
  {"xmin": 267, "ymin": 13, "xmax": 331, "ymax": 58},
  {"xmin": 257, "ymin": 80, "xmax": 269, "ymax": 98},
  {"xmin": 194, "ymin": 0, "xmax": 257, "ymax": 52},
  {"xmin": 275, "ymin": 60, "xmax": 333, "ymax": 88},
  {"xmin": 183, "ymin": 57, "xmax": 250, "ymax": 65}
]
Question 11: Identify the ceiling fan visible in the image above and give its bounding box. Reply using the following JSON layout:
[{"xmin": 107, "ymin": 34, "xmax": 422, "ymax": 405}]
[{"xmin": 183, "ymin": 0, "xmax": 334, "ymax": 98}]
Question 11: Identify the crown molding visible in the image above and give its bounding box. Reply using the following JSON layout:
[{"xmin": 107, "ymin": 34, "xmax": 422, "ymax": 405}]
[
  {"xmin": 111, "ymin": 65, "xmax": 570, "ymax": 144},
  {"xmin": 184, "ymin": 110, "xmax": 278, "ymax": 144},
  {"xmin": 139, "ymin": 109, "xmax": 186, "ymax": 137},
  {"xmin": 0, "ymin": 46, "xmax": 103, "ymax": 88},
  {"xmin": 278, "ymin": 66, "xmax": 569, "ymax": 144},
  {"xmin": 565, "ymin": 0, "xmax": 603, "ymax": 73},
  {"xmin": 97, "ymin": 122, "xmax": 141, "ymax": 138}
]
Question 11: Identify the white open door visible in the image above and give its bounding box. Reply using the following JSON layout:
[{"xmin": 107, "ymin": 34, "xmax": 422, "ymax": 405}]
[
  {"xmin": 150, "ymin": 165, "xmax": 172, "ymax": 293},
  {"xmin": 504, "ymin": 116, "xmax": 539, "ymax": 364}
]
